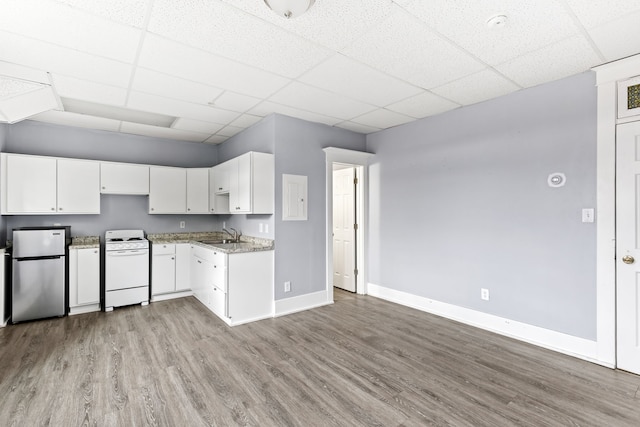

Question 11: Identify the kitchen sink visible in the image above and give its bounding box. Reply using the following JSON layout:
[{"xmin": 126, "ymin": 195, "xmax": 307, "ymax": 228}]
[{"xmin": 198, "ymin": 239, "xmax": 235, "ymax": 245}]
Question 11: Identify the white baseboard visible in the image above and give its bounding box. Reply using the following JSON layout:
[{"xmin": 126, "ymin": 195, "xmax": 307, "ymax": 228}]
[
  {"xmin": 274, "ymin": 290, "xmax": 332, "ymax": 317},
  {"xmin": 151, "ymin": 290, "xmax": 193, "ymax": 302},
  {"xmin": 367, "ymin": 283, "xmax": 610, "ymax": 368},
  {"xmin": 69, "ymin": 304, "xmax": 101, "ymax": 316}
]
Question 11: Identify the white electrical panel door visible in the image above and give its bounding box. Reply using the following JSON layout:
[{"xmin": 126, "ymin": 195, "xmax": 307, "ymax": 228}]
[{"xmin": 282, "ymin": 174, "xmax": 307, "ymax": 221}]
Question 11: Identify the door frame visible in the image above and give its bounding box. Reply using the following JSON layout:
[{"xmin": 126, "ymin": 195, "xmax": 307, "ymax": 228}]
[
  {"xmin": 593, "ymin": 53, "xmax": 640, "ymax": 368},
  {"xmin": 324, "ymin": 148, "xmax": 374, "ymax": 302}
]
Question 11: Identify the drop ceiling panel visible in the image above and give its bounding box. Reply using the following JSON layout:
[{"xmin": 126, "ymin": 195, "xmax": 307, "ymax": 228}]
[
  {"xmin": 564, "ymin": 0, "xmax": 640, "ymax": 29},
  {"xmin": 132, "ymin": 68, "xmax": 224, "ymax": 105},
  {"xmin": 335, "ymin": 121, "xmax": 381, "ymax": 134},
  {"xmin": 496, "ymin": 36, "xmax": 602, "ymax": 88},
  {"xmin": 204, "ymin": 135, "xmax": 227, "ymax": 145},
  {"xmin": 342, "ymin": 8, "xmax": 486, "ymax": 89},
  {"xmin": 120, "ymin": 122, "xmax": 210, "ymax": 142},
  {"xmin": 0, "ymin": 0, "xmax": 142, "ymax": 63},
  {"xmin": 30, "ymin": 110, "xmax": 121, "ymax": 132},
  {"xmin": 217, "ymin": 125, "xmax": 244, "ymax": 138},
  {"xmin": 405, "ymin": 0, "xmax": 580, "ymax": 66},
  {"xmin": 211, "ymin": 91, "xmax": 262, "ymax": 112},
  {"xmin": 350, "ymin": 108, "xmax": 414, "ymax": 129},
  {"xmin": 386, "ymin": 91, "xmax": 460, "ymax": 119},
  {"xmin": 249, "ymin": 101, "xmax": 343, "ymax": 126},
  {"xmin": 299, "ymin": 54, "xmax": 422, "ymax": 107},
  {"xmin": 0, "ymin": 61, "xmax": 50, "ymax": 85},
  {"xmin": 220, "ymin": 0, "xmax": 397, "ymax": 51},
  {"xmin": 148, "ymin": 0, "xmax": 332, "ymax": 78},
  {"xmin": 0, "ymin": 31, "xmax": 132, "ymax": 87},
  {"xmin": 588, "ymin": 11, "xmax": 640, "ymax": 62},
  {"xmin": 52, "ymin": 74, "xmax": 127, "ymax": 106},
  {"xmin": 53, "ymin": 0, "xmax": 150, "ymax": 28},
  {"xmin": 269, "ymin": 82, "xmax": 376, "ymax": 120},
  {"xmin": 172, "ymin": 118, "xmax": 225, "ymax": 134},
  {"xmin": 128, "ymin": 91, "xmax": 239, "ymax": 124},
  {"xmin": 230, "ymin": 114, "xmax": 262, "ymax": 128},
  {"xmin": 138, "ymin": 34, "xmax": 290, "ymax": 98},
  {"xmin": 431, "ymin": 69, "xmax": 520, "ymax": 106}
]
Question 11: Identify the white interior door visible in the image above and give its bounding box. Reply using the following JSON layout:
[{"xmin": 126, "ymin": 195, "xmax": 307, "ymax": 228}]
[
  {"xmin": 333, "ymin": 167, "xmax": 356, "ymax": 292},
  {"xmin": 616, "ymin": 120, "xmax": 640, "ymax": 375}
]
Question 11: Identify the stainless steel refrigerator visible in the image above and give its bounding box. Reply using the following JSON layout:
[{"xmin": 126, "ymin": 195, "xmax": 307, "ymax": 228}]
[{"xmin": 12, "ymin": 227, "xmax": 69, "ymax": 323}]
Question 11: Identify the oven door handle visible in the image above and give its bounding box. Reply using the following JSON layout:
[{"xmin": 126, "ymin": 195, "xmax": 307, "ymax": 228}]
[{"xmin": 107, "ymin": 250, "xmax": 149, "ymax": 256}]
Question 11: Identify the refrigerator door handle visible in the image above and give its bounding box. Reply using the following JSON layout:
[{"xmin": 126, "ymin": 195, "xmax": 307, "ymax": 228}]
[{"xmin": 15, "ymin": 255, "xmax": 64, "ymax": 261}]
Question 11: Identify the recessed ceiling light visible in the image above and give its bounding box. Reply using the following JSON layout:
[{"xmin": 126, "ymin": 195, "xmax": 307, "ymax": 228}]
[{"xmin": 486, "ymin": 14, "xmax": 508, "ymax": 29}]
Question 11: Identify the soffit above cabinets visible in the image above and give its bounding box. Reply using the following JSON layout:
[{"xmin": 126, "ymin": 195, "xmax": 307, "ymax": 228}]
[{"xmin": 1, "ymin": 0, "xmax": 639, "ymax": 143}]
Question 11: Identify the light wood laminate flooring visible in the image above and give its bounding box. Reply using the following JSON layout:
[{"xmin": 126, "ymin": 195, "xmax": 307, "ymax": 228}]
[{"xmin": 1, "ymin": 290, "xmax": 639, "ymax": 426}]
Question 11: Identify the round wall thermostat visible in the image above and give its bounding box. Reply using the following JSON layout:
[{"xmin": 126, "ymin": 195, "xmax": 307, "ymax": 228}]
[{"xmin": 547, "ymin": 172, "xmax": 566, "ymax": 188}]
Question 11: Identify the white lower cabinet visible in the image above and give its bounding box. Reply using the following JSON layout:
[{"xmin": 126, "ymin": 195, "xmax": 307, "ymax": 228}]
[
  {"xmin": 151, "ymin": 243, "xmax": 192, "ymax": 300},
  {"xmin": 69, "ymin": 247, "xmax": 101, "ymax": 315},
  {"xmin": 191, "ymin": 245, "xmax": 273, "ymax": 326}
]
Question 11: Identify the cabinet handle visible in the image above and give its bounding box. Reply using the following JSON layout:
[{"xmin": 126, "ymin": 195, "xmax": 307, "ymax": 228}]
[
  {"xmin": 188, "ymin": 208, "xmax": 191, "ymax": 211},
  {"xmin": 197, "ymin": 260, "xmax": 202, "ymax": 264},
  {"xmin": 218, "ymin": 187, "xmax": 222, "ymax": 190},
  {"xmin": 94, "ymin": 250, "xmax": 98, "ymax": 254},
  {"xmin": 151, "ymin": 208, "xmax": 154, "ymax": 211},
  {"xmin": 58, "ymin": 207, "xmax": 63, "ymax": 211},
  {"xmin": 171, "ymin": 257, "xmax": 174, "ymax": 260},
  {"xmin": 102, "ymin": 186, "xmax": 106, "ymax": 190},
  {"xmin": 51, "ymin": 207, "xmax": 55, "ymax": 211}
]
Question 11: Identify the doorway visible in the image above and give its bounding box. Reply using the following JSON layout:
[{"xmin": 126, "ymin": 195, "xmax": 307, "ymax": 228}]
[
  {"xmin": 323, "ymin": 147, "xmax": 373, "ymax": 303},
  {"xmin": 332, "ymin": 164, "xmax": 358, "ymax": 292}
]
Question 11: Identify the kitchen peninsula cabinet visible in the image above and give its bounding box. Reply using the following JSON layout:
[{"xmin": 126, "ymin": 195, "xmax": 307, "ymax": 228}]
[
  {"xmin": 191, "ymin": 243, "xmax": 273, "ymax": 326},
  {"xmin": 1, "ymin": 153, "xmax": 100, "ymax": 214}
]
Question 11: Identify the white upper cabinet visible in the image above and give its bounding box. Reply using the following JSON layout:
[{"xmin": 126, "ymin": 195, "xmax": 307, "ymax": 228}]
[
  {"xmin": 100, "ymin": 162, "xmax": 149, "ymax": 194},
  {"xmin": 212, "ymin": 162, "xmax": 231, "ymax": 194},
  {"xmin": 209, "ymin": 166, "xmax": 230, "ymax": 214},
  {"xmin": 228, "ymin": 152, "xmax": 274, "ymax": 215},
  {"xmin": 186, "ymin": 168, "xmax": 209, "ymax": 214},
  {"xmin": 1, "ymin": 153, "xmax": 100, "ymax": 215},
  {"xmin": 57, "ymin": 159, "xmax": 100, "ymax": 214},
  {"xmin": 149, "ymin": 166, "xmax": 187, "ymax": 214}
]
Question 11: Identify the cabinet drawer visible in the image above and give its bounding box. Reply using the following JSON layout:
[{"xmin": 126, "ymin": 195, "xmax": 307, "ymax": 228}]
[
  {"xmin": 153, "ymin": 243, "xmax": 175, "ymax": 255},
  {"xmin": 192, "ymin": 245, "xmax": 227, "ymax": 266},
  {"xmin": 212, "ymin": 264, "xmax": 227, "ymax": 292},
  {"xmin": 210, "ymin": 286, "xmax": 227, "ymax": 318}
]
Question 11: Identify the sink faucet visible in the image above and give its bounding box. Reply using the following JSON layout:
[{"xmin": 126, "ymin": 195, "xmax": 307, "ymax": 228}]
[{"xmin": 222, "ymin": 228, "xmax": 241, "ymax": 242}]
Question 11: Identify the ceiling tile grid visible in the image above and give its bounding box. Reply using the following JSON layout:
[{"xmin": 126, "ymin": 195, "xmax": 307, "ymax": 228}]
[{"xmin": 0, "ymin": 0, "xmax": 638, "ymax": 143}]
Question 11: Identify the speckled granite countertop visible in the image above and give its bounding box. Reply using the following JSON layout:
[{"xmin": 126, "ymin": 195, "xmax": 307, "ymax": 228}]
[
  {"xmin": 70, "ymin": 236, "xmax": 100, "ymax": 249},
  {"xmin": 148, "ymin": 232, "xmax": 274, "ymax": 254}
]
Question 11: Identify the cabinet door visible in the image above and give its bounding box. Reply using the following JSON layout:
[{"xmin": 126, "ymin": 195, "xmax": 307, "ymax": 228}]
[
  {"xmin": 186, "ymin": 168, "xmax": 209, "ymax": 214},
  {"xmin": 77, "ymin": 248, "xmax": 100, "ymax": 305},
  {"xmin": 212, "ymin": 162, "xmax": 230, "ymax": 193},
  {"xmin": 6, "ymin": 154, "xmax": 57, "ymax": 213},
  {"xmin": 101, "ymin": 163, "xmax": 149, "ymax": 194},
  {"xmin": 175, "ymin": 244, "xmax": 191, "ymax": 291},
  {"xmin": 191, "ymin": 252, "xmax": 213, "ymax": 303},
  {"xmin": 57, "ymin": 159, "xmax": 100, "ymax": 214},
  {"xmin": 229, "ymin": 155, "xmax": 251, "ymax": 213},
  {"xmin": 152, "ymin": 251, "xmax": 176, "ymax": 295},
  {"xmin": 149, "ymin": 167, "xmax": 187, "ymax": 214}
]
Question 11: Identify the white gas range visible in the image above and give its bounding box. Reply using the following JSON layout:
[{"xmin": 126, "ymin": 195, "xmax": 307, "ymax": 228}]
[{"xmin": 104, "ymin": 229, "xmax": 150, "ymax": 311}]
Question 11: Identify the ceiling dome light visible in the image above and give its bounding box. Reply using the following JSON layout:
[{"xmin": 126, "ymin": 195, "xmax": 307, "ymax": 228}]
[{"xmin": 264, "ymin": 0, "xmax": 315, "ymax": 19}]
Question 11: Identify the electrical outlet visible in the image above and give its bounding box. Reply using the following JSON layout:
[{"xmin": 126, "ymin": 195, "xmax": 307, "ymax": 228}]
[
  {"xmin": 179, "ymin": 221, "xmax": 185, "ymax": 229},
  {"xmin": 223, "ymin": 221, "xmax": 226, "ymax": 229},
  {"xmin": 265, "ymin": 224, "xmax": 269, "ymax": 233},
  {"xmin": 284, "ymin": 281, "xmax": 291, "ymax": 292},
  {"xmin": 259, "ymin": 223, "xmax": 264, "ymax": 233},
  {"xmin": 481, "ymin": 288, "xmax": 490, "ymax": 301}
]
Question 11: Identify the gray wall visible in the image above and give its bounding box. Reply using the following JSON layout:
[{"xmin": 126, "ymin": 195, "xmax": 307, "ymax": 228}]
[
  {"xmin": 4, "ymin": 121, "xmax": 221, "ymax": 239},
  {"xmin": 366, "ymin": 72, "xmax": 597, "ymax": 340},
  {"xmin": 216, "ymin": 115, "xmax": 276, "ymax": 239},
  {"xmin": 217, "ymin": 114, "xmax": 367, "ymax": 300},
  {"xmin": 272, "ymin": 114, "xmax": 366, "ymax": 300}
]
